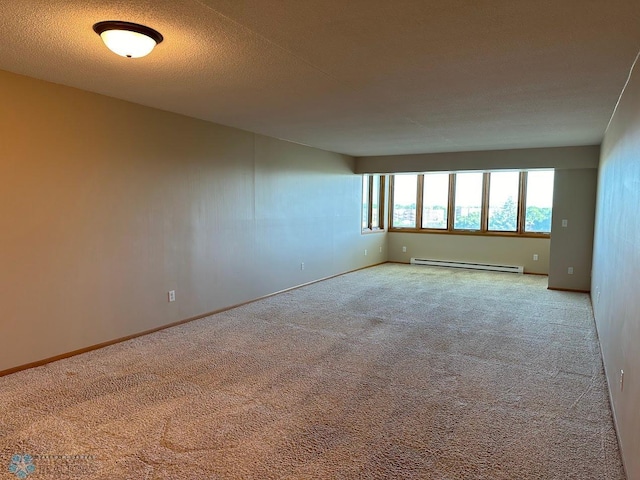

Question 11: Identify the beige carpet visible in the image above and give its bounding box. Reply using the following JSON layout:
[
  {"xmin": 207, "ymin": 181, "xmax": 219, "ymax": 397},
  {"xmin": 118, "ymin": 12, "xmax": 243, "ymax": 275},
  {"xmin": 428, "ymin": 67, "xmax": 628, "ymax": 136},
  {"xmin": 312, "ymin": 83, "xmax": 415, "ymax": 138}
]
[{"xmin": 0, "ymin": 264, "xmax": 625, "ymax": 479}]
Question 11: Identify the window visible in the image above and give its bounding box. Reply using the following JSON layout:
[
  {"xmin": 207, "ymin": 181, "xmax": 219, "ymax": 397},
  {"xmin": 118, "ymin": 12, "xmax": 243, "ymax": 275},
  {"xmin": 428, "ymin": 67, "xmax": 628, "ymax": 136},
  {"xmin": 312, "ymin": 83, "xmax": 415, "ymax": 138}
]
[
  {"xmin": 487, "ymin": 171, "xmax": 520, "ymax": 232},
  {"xmin": 453, "ymin": 172, "xmax": 483, "ymax": 230},
  {"xmin": 362, "ymin": 176, "xmax": 369, "ymax": 230},
  {"xmin": 525, "ymin": 170, "xmax": 554, "ymax": 233},
  {"xmin": 391, "ymin": 174, "xmax": 418, "ymax": 228},
  {"xmin": 362, "ymin": 174, "xmax": 385, "ymax": 232},
  {"xmin": 422, "ymin": 173, "xmax": 449, "ymax": 229},
  {"xmin": 371, "ymin": 175, "xmax": 381, "ymax": 228},
  {"xmin": 388, "ymin": 169, "xmax": 554, "ymax": 236}
]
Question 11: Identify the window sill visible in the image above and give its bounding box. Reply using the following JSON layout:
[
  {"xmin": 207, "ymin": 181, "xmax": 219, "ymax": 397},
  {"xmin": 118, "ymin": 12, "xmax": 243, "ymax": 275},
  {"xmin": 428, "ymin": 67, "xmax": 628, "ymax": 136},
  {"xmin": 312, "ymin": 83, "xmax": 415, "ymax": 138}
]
[
  {"xmin": 388, "ymin": 228, "xmax": 550, "ymax": 239},
  {"xmin": 361, "ymin": 228, "xmax": 386, "ymax": 235}
]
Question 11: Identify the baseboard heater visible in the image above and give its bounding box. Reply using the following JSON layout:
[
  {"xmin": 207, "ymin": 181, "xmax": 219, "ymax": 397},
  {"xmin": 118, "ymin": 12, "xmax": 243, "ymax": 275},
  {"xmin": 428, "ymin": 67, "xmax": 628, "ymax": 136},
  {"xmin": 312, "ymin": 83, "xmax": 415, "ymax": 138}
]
[{"xmin": 410, "ymin": 258, "xmax": 524, "ymax": 274}]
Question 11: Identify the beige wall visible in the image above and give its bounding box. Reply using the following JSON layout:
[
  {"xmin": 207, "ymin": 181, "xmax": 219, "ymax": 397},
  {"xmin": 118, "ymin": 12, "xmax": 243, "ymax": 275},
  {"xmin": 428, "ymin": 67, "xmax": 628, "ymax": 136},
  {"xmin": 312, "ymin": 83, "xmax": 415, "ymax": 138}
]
[
  {"xmin": 592, "ymin": 57, "xmax": 640, "ymax": 479},
  {"xmin": 355, "ymin": 145, "xmax": 600, "ymax": 174},
  {"xmin": 388, "ymin": 233, "xmax": 550, "ymax": 274},
  {"xmin": 0, "ymin": 69, "xmax": 386, "ymax": 373},
  {"xmin": 547, "ymin": 168, "xmax": 597, "ymax": 291}
]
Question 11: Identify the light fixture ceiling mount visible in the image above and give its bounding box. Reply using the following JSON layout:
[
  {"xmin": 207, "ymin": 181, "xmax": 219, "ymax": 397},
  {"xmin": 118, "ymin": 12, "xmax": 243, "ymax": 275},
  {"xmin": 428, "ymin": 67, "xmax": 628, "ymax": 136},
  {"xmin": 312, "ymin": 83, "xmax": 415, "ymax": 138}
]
[{"xmin": 93, "ymin": 20, "xmax": 163, "ymax": 58}]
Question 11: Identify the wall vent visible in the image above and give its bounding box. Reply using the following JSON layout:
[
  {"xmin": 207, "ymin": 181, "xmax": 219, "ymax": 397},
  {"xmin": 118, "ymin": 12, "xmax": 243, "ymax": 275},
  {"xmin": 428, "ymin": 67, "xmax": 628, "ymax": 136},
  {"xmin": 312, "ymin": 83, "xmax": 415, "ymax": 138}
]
[{"xmin": 410, "ymin": 258, "xmax": 524, "ymax": 274}]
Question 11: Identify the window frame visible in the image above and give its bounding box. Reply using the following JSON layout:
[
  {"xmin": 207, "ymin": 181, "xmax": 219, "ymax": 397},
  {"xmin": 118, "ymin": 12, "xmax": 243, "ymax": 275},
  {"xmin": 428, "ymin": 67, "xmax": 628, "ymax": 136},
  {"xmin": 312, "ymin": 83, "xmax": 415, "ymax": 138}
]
[
  {"xmin": 362, "ymin": 174, "xmax": 386, "ymax": 233},
  {"xmin": 388, "ymin": 170, "xmax": 552, "ymax": 238}
]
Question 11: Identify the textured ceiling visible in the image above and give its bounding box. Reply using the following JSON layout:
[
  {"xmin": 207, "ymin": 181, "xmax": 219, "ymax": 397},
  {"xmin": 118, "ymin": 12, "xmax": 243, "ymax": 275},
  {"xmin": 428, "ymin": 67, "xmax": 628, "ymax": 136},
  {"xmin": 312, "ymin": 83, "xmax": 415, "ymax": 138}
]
[{"xmin": 0, "ymin": 0, "xmax": 639, "ymax": 156}]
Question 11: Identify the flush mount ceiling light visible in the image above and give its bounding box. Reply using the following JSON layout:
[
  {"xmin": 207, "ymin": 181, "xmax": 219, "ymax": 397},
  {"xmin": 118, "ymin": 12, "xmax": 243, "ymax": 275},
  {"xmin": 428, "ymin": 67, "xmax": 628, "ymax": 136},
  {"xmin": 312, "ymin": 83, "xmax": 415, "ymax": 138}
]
[{"xmin": 93, "ymin": 21, "xmax": 163, "ymax": 58}]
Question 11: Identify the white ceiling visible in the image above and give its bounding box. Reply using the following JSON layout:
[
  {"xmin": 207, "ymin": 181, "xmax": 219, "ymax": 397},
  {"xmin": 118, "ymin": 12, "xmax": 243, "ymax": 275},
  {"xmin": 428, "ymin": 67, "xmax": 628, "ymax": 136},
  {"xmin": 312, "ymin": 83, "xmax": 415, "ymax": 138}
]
[{"xmin": 1, "ymin": 0, "xmax": 639, "ymax": 156}]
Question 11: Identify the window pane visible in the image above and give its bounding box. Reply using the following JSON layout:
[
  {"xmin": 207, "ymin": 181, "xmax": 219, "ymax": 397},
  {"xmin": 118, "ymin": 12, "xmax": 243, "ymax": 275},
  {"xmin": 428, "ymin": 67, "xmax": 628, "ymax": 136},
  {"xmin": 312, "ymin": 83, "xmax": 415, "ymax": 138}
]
[
  {"xmin": 525, "ymin": 170, "xmax": 554, "ymax": 233},
  {"xmin": 453, "ymin": 172, "xmax": 483, "ymax": 230},
  {"xmin": 488, "ymin": 171, "xmax": 519, "ymax": 231},
  {"xmin": 362, "ymin": 175, "xmax": 369, "ymax": 229},
  {"xmin": 422, "ymin": 173, "xmax": 449, "ymax": 229},
  {"xmin": 371, "ymin": 175, "xmax": 380, "ymax": 228},
  {"xmin": 392, "ymin": 174, "xmax": 417, "ymax": 228}
]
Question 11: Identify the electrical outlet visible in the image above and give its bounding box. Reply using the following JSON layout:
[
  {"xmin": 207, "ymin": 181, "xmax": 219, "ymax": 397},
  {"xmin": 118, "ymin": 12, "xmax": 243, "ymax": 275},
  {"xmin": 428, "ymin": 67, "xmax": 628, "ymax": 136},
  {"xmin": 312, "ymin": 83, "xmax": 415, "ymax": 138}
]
[
  {"xmin": 533, "ymin": 254, "xmax": 539, "ymax": 261},
  {"xmin": 168, "ymin": 290, "xmax": 176, "ymax": 302},
  {"xmin": 300, "ymin": 262, "xmax": 305, "ymax": 271},
  {"xmin": 364, "ymin": 249, "xmax": 368, "ymax": 256},
  {"xmin": 567, "ymin": 267, "xmax": 574, "ymax": 274},
  {"xmin": 402, "ymin": 246, "xmax": 407, "ymax": 253},
  {"xmin": 562, "ymin": 219, "xmax": 568, "ymax": 227}
]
